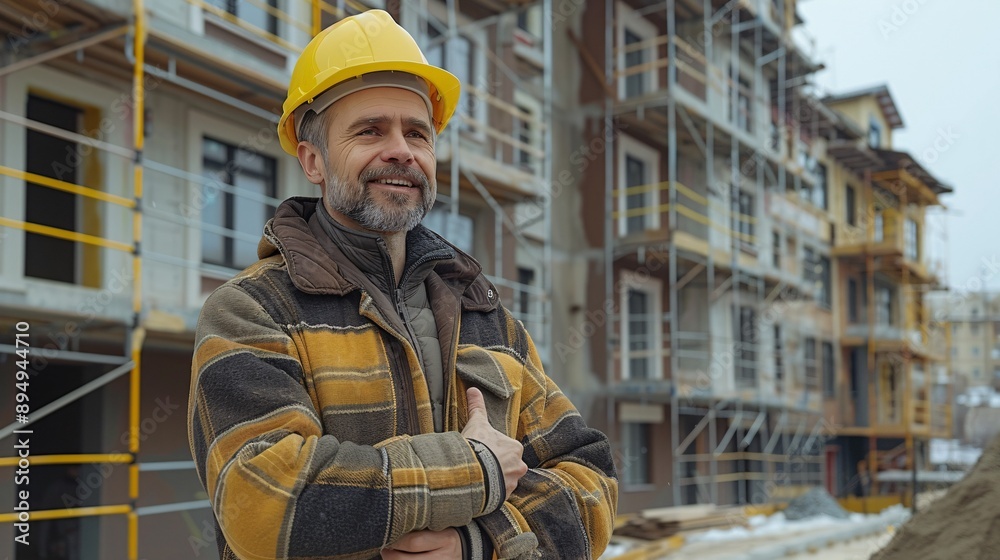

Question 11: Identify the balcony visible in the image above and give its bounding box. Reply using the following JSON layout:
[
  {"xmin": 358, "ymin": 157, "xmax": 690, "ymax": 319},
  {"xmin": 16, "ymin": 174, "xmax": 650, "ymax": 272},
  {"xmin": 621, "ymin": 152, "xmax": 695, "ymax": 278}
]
[{"xmin": 833, "ymin": 219, "xmax": 935, "ymax": 285}]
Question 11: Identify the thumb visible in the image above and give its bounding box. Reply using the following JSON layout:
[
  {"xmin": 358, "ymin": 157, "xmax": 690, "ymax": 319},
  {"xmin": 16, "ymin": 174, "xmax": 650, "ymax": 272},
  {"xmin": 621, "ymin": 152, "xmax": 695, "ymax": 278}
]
[{"xmin": 466, "ymin": 387, "xmax": 487, "ymax": 419}]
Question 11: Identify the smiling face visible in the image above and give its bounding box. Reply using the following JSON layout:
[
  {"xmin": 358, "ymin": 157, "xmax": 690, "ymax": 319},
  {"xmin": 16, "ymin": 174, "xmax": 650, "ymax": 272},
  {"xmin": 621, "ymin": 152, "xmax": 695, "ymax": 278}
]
[{"xmin": 296, "ymin": 86, "xmax": 437, "ymax": 233}]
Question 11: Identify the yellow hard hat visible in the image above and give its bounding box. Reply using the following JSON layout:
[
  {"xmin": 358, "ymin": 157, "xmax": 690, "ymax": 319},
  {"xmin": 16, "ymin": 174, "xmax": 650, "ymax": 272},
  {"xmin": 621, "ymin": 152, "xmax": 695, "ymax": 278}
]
[{"xmin": 277, "ymin": 9, "xmax": 461, "ymax": 155}]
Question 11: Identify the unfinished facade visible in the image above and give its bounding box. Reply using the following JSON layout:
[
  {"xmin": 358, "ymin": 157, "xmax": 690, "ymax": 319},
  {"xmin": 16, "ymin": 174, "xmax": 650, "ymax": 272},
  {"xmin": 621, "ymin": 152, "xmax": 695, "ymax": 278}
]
[
  {"xmin": 0, "ymin": 0, "xmax": 554, "ymax": 558},
  {"xmin": 564, "ymin": 1, "xmax": 954, "ymax": 513}
]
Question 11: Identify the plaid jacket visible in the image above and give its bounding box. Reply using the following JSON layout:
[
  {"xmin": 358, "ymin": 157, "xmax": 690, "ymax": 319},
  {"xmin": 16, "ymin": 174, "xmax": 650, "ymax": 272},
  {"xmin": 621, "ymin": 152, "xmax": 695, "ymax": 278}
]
[{"xmin": 188, "ymin": 198, "xmax": 617, "ymax": 559}]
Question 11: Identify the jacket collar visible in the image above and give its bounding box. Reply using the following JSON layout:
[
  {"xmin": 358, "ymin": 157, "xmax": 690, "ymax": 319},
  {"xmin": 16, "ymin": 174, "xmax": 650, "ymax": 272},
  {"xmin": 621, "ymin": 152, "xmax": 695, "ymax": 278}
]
[{"xmin": 259, "ymin": 197, "xmax": 499, "ymax": 311}]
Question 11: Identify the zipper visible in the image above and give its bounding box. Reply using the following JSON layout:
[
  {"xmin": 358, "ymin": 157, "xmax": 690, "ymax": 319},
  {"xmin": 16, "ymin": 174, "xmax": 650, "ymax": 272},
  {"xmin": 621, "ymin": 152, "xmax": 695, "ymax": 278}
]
[{"xmin": 444, "ymin": 311, "xmax": 461, "ymax": 431}]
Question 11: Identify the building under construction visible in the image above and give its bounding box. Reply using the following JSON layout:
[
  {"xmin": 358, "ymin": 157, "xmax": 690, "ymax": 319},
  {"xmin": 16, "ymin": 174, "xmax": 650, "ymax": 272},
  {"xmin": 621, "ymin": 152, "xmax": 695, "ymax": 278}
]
[
  {"xmin": 0, "ymin": 0, "xmax": 957, "ymax": 557},
  {"xmin": 563, "ymin": 0, "xmax": 954, "ymax": 514},
  {"xmin": 0, "ymin": 0, "xmax": 554, "ymax": 558}
]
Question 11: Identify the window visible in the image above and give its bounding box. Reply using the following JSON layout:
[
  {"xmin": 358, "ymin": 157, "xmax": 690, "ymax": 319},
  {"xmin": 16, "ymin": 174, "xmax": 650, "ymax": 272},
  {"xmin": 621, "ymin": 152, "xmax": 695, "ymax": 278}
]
[
  {"xmin": 732, "ymin": 188, "xmax": 755, "ymax": 246},
  {"xmin": 774, "ymin": 325, "xmax": 783, "ymax": 392},
  {"xmin": 971, "ymin": 324, "xmax": 980, "ymax": 335},
  {"xmin": 813, "ymin": 163, "xmax": 828, "ymax": 209},
  {"xmin": 422, "ymin": 207, "xmax": 474, "ymax": 254},
  {"xmin": 846, "ymin": 185, "xmax": 857, "ymax": 226},
  {"xmin": 516, "ymin": 267, "xmax": 535, "ymax": 320},
  {"xmin": 973, "ymin": 347, "xmax": 981, "ymax": 357},
  {"xmin": 772, "ymin": 230, "xmax": 781, "ymax": 268},
  {"xmin": 904, "ymin": 218, "xmax": 919, "ymax": 261},
  {"xmin": 737, "ymin": 306, "xmax": 757, "ymax": 387},
  {"xmin": 618, "ymin": 135, "xmax": 660, "ymax": 236},
  {"xmin": 730, "ymin": 68, "xmax": 753, "ymax": 133},
  {"xmin": 973, "ymin": 368, "xmax": 981, "ymax": 379},
  {"xmin": 623, "ymin": 29, "xmax": 647, "ymax": 98},
  {"xmin": 617, "ymin": 3, "xmax": 656, "ymax": 99},
  {"xmin": 847, "ymin": 278, "xmax": 858, "ymax": 323},
  {"xmin": 515, "ymin": 104, "xmax": 533, "ymax": 170},
  {"xmin": 513, "ymin": 91, "xmax": 541, "ymax": 173},
  {"xmin": 24, "ymin": 95, "xmax": 83, "ymax": 285},
  {"xmin": 622, "ymin": 423, "xmax": 651, "ymax": 485},
  {"xmin": 868, "ymin": 117, "xmax": 882, "ymax": 148},
  {"xmin": 876, "ymin": 285, "xmax": 893, "ymax": 326},
  {"xmin": 822, "ymin": 341, "xmax": 835, "ymax": 397},
  {"xmin": 951, "ymin": 347, "xmax": 958, "ymax": 357},
  {"xmin": 804, "ymin": 337, "xmax": 818, "ymax": 391},
  {"xmin": 627, "ymin": 290, "xmax": 652, "ymax": 379},
  {"xmin": 425, "ymin": 24, "xmax": 484, "ymax": 131},
  {"xmin": 207, "ymin": 0, "xmax": 278, "ymax": 35},
  {"xmin": 803, "ymin": 246, "xmax": 831, "ymax": 308},
  {"xmin": 622, "ymin": 273, "xmax": 661, "ymax": 380},
  {"xmin": 201, "ymin": 137, "xmax": 278, "ymax": 270},
  {"xmin": 873, "ymin": 210, "xmax": 884, "ymax": 242}
]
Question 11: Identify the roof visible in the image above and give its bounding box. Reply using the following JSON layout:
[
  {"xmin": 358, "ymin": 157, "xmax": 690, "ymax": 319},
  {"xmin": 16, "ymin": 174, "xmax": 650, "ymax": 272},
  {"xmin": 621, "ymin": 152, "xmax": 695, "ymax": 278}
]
[
  {"xmin": 823, "ymin": 84, "xmax": 905, "ymax": 129},
  {"xmin": 824, "ymin": 144, "xmax": 953, "ymax": 197},
  {"xmin": 873, "ymin": 148, "xmax": 954, "ymax": 194}
]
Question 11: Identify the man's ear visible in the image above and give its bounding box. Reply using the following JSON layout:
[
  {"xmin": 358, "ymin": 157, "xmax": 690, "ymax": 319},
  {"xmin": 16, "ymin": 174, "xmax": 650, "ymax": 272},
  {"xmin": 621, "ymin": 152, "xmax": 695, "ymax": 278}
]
[{"xmin": 296, "ymin": 141, "xmax": 326, "ymax": 186}]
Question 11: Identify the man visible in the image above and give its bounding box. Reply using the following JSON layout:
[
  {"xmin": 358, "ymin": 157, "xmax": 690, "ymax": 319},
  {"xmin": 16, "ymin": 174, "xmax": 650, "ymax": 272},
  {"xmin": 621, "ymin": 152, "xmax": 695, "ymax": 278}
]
[{"xmin": 188, "ymin": 10, "xmax": 618, "ymax": 560}]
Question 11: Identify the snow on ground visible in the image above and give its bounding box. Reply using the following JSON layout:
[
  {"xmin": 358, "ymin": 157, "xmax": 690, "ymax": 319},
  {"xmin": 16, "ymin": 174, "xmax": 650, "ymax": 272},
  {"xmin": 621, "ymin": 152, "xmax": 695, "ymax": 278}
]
[
  {"xmin": 930, "ymin": 438, "xmax": 982, "ymax": 466},
  {"xmin": 685, "ymin": 509, "xmax": 882, "ymax": 544}
]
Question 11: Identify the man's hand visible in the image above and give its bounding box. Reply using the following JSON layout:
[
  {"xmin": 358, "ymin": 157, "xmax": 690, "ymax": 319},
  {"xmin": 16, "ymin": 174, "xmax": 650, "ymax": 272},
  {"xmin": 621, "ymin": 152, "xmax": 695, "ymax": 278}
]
[
  {"xmin": 461, "ymin": 387, "xmax": 528, "ymax": 500},
  {"xmin": 381, "ymin": 528, "xmax": 462, "ymax": 559}
]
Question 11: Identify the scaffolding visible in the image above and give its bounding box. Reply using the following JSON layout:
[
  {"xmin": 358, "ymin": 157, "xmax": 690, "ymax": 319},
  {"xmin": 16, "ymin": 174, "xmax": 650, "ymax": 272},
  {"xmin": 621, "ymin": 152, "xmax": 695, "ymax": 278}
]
[
  {"xmin": 597, "ymin": 0, "xmax": 828, "ymax": 508},
  {"xmin": 0, "ymin": 0, "xmax": 553, "ymax": 557}
]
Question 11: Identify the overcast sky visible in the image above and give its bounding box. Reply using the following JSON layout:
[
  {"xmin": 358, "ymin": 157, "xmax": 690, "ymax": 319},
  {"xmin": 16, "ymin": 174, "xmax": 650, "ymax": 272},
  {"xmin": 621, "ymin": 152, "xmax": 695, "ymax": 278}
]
[{"xmin": 796, "ymin": 0, "xmax": 1000, "ymax": 292}]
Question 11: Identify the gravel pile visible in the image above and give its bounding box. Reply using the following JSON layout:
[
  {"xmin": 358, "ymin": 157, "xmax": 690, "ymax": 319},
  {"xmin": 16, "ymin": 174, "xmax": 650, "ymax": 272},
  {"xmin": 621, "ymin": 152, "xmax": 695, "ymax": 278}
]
[{"xmin": 782, "ymin": 487, "xmax": 850, "ymax": 521}]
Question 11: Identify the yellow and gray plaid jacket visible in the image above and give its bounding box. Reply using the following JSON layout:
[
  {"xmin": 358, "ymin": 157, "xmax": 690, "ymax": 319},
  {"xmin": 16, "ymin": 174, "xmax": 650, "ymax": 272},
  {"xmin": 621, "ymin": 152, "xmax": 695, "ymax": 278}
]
[{"xmin": 188, "ymin": 198, "xmax": 618, "ymax": 559}]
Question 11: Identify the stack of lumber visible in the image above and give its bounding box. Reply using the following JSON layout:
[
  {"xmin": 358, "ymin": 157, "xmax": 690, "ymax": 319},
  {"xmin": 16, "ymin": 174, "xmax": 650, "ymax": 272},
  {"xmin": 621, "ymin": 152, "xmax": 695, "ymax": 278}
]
[{"xmin": 614, "ymin": 504, "xmax": 748, "ymax": 540}]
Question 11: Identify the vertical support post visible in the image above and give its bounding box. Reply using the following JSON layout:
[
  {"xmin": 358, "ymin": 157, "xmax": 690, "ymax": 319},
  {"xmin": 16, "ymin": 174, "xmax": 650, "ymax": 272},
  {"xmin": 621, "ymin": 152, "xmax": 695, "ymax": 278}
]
[
  {"xmin": 667, "ymin": 0, "xmax": 681, "ymax": 508},
  {"xmin": 311, "ymin": 0, "xmax": 322, "ymax": 36},
  {"xmin": 604, "ymin": 0, "xmax": 618, "ymax": 495},
  {"xmin": 708, "ymin": 402, "xmax": 718, "ymax": 504},
  {"xmin": 446, "ymin": 0, "xmax": 460, "ymax": 220},
  {"xmin": 129, "ymin": 1, "xmax": 146, "ymax": 558},
  {"xmin": 542, "ymin": 0, "xmax": 554, "ymax": 367}
]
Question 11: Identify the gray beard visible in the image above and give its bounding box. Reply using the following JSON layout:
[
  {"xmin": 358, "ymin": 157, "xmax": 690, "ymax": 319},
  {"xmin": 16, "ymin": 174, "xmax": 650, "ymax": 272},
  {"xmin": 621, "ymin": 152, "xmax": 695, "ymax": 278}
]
[{"xmin": 325, "ymin": 164, "xmax": 434, "ymax": 233}]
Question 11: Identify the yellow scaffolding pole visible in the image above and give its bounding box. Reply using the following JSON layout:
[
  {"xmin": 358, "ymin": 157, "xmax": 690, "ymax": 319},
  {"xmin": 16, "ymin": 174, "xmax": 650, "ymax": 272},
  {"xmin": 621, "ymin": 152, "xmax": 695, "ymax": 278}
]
[
  {"xmin": 0, "ymin": 165, "xmax": 136, "ymax": 208},
  {"xmin": 0, "ymin": 217, "xmax": 133, "ymax": 252},
  {"xmin": 129, "ymin": 0, "xmax": 146, "ymax": 557},
  {"xmin": 0, "ymin": 454, "xmax": 132, "ymax": 467},
  {"xmin": 0, "ymin": 505, "xmax": 132, "ymax": 524}
]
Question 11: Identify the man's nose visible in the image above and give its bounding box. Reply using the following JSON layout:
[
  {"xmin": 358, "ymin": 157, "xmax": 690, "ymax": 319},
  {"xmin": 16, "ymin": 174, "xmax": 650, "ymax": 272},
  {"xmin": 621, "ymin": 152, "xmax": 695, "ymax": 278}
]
[{"xmin": 380, "ymin": 130, "xmax": 415, "ymax": 165}]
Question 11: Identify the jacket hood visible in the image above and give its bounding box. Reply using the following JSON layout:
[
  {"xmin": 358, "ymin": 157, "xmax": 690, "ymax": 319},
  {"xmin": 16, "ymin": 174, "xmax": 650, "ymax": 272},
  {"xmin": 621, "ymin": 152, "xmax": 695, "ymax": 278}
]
[{"xmin": 258, "ymin": 197, "xmax": 499, "ymax": 311}]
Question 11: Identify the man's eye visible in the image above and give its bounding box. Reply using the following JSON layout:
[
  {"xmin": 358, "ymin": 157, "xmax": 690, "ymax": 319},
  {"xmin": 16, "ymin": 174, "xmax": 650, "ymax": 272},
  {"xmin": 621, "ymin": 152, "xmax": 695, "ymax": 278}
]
[
  {"xmin": 407, "ymin": 131, "xmax": 429, "ymax": 140},
  {"xmin": 358, "ymin": 128, "xmax": 378, "ymax": 136}
]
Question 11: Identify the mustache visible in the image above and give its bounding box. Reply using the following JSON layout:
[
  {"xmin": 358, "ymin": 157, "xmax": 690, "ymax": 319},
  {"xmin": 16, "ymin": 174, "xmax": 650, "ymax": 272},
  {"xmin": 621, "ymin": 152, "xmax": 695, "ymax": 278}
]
[{"xmin": 359, "ymin": 164, "xmax": 430, "ymax": 190}]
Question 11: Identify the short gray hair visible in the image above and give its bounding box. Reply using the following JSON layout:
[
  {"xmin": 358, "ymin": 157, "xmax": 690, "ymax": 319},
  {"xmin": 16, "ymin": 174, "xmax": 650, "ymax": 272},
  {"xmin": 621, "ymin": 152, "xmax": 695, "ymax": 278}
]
[{"xmin": 296, "ymin": 109, "xmax": 334, "ymax": 159}]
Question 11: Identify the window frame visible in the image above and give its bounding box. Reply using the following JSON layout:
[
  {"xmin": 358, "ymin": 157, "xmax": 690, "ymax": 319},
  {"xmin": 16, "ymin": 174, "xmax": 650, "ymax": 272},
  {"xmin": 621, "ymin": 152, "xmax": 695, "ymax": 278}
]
[
  {"xmin": 513, "ymin": 89, "xmax": 542, "ymax": 174},
  {"xmin": 199, "ymin": 136, "xmax": 279, "ymax": 271},
  {"xmin": 423, "ymin": 21, "xmax": 488, "ymax": 142},
  {"xmin": 868, "ymin": 117, "xmax": 882, "ymax": 148},
  {"xmin": 804, "ymin": 336, "xmax": 818, "ymax": 391},
  {"xmin": 822, "ymin": 341, "xmax": 835, "ymax": 397},
  {"xmin": 846, "ymin": 184, "xmax": 857, "ymax": 226},
  {"xmin": 616, "ymin": 1, "xmax": 658, "ymax": 100},
  {"xmin": 736, "ymin": 305, "xmax": 758, "ymax": 388},
  {"xmin": 621, "ymin": 422, "xmax": 652, "ymax": 486},
  {"xmin": 617, "ymin": 134, "xmax": 661, "ymax": 237},
  {"xmin": 620, "ymin": 270, "xmax": 663, "ymax": 381}
]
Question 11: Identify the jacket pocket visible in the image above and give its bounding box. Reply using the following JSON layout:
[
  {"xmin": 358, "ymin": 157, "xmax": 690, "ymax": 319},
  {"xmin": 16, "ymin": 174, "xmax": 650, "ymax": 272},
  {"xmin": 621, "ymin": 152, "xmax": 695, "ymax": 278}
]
[{"xmin": 455, "ymin": 345, "xmax": 522, "ymax": 436}]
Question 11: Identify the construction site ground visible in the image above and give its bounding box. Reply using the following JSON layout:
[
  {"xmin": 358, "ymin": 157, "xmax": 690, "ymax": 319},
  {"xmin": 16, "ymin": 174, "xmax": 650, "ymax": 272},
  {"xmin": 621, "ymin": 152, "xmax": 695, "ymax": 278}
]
[
  {"xmin": 666, "ymin": 511, "xmax": 904, "ymax": 560},
  {"xmin": 605, "ymin": 490, "xmax": 955, "ymax": 559}
]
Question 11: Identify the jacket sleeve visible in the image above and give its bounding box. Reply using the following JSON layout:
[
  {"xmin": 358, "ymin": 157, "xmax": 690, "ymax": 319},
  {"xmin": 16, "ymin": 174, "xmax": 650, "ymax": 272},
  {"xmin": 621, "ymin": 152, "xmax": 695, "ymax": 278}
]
[
  {"xmin": 474, "ymin": 317, "xmax": 619, "ymax": 559},
  {"xmin": 188, "ymin": 284, "xmax": 491, "ymax": 560}
]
